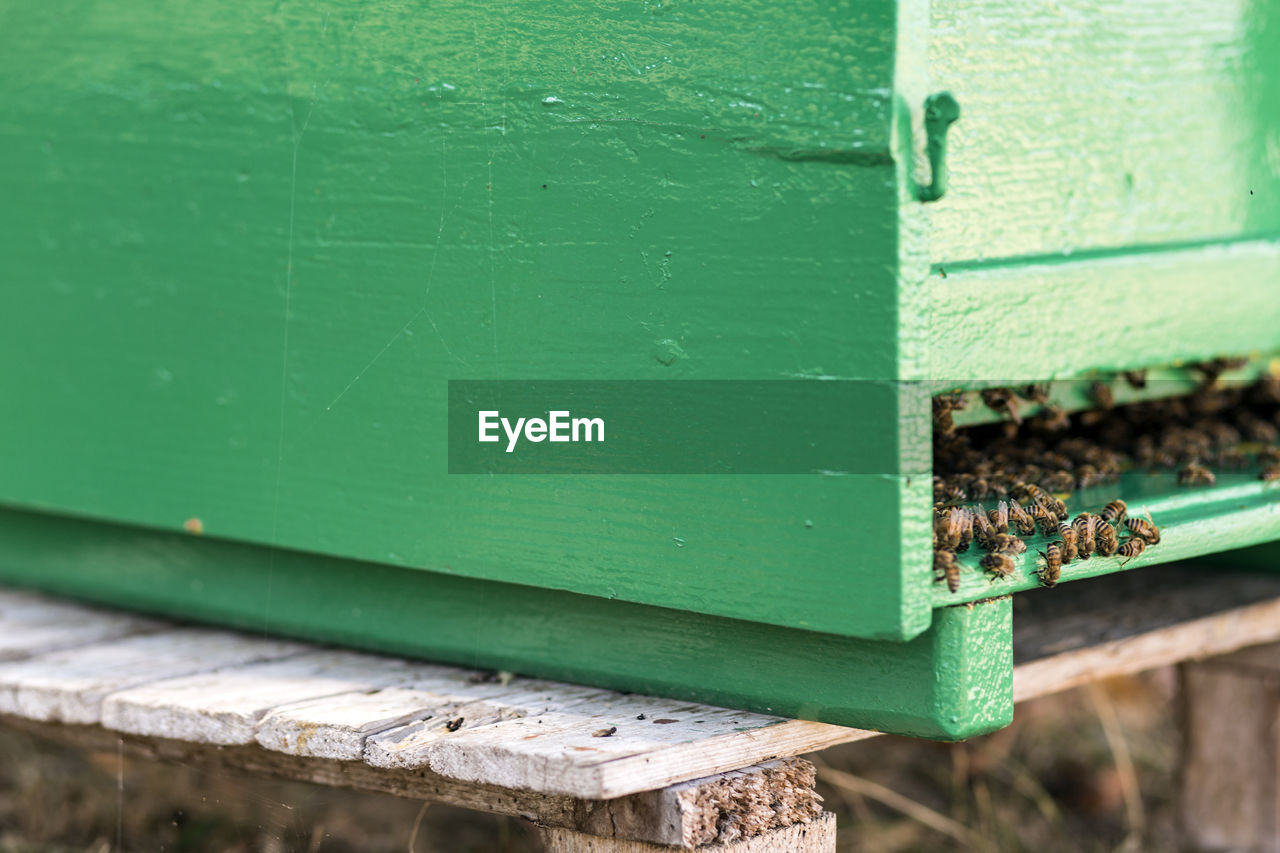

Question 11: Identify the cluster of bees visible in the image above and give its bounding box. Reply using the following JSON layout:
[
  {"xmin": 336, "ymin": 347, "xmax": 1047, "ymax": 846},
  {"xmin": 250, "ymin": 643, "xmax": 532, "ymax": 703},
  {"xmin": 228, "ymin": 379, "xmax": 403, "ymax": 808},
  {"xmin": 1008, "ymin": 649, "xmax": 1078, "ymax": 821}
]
[
  {"xmin": 930, "ymin": 366, "xmax": 1280, "ymax": 593},
  {"xmin": 933, "ymin": 495, "xmax": 1159, "ymax": 592}
]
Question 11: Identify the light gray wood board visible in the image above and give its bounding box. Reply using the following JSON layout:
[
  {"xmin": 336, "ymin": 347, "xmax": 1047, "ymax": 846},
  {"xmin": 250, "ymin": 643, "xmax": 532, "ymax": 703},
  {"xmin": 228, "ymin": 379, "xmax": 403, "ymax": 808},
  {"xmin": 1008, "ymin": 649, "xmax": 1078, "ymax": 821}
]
[
  {"xmin": 0, "ymin": 587, "xmax": 868, "ymax": 798},
  {"xmin": 102, "ymin": 650, "xmax": 435, "ymax": 745},
  {"xmin": 0, "ymin": 713, "xmax": 820, "ymax": 851},
  {"xmin": 0, "ymin": 589, "xmax": 167, "ymax": 661},
  {"xmin": 0, "ymin": 628, "xmax": 309, "ymax": 723}
]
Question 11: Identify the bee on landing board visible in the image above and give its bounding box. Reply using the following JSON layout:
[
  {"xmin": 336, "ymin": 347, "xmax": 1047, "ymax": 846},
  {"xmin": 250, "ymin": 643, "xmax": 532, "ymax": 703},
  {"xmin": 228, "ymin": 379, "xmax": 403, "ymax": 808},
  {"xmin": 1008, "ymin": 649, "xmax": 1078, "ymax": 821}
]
[
  {"xmin": 1056, "ymin": 522, "xmax": 1079, "ymax": 563},
  {"xmin": 1073, "ymin": 512, "xmax": 1096, "ymax": 559},
  {"xmin": 1031, "ymin": 501, "xmax": 1057, "ymax": 537},
  {"xmin": 1099, "ymin": 499, "xmax": 1127, "ymax": 523},
  {"xmin": 1118, "ymin": 536, "xmax": 1146, "ymax": 566},
  {"xmin": 988, "ymin": 533, "xmax": 1027, "ymax": 554},
  {"xmin": 1008, "ymin": 499, "xmax": 1037, "ymax": 536},
  {"xmin": 1123, "ymin": 510, "xmax": 1161, "ymax": 545},
  {"xmin": 1094, "ymin": 520, "xmax": 1119, "ymax": 557},
  {"xmin": 1090, "ymin": 381, "xmax": 1115, "ymax": 410},
  {"xmin": 980, "ymin": 551, "xmax": 1016, "ymax": 578},
  {"xmin": 1178, "ymin": 461, "xmax": 1216, "ymax": 486},
  {"xmin": 1038, "ymin": 542, "xmax": 1062, "ymax": 588},
  {"xmin": 988, "ymin": 501, "xmax": 1010, "ymax": 534},
  {"xmin": 934, "ymin": 549, "xmax": 961, "ymax": 593},
  {"xmin": 972, "ymin": 509, "xmax": 997, "ymax": 550},
  {"xmin": 981, "ymin": 388, "xmax": 1022, "ymax": 425},
  {"xmin": 932, "ymin": 392, "xmax": 965, "ymax": 436}
]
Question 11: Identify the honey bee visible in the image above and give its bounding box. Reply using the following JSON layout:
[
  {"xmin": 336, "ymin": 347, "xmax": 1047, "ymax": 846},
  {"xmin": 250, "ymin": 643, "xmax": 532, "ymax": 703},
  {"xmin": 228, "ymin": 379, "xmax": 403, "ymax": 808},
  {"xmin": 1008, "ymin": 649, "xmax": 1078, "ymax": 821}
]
[
  {"xmin": 934, "ymin": 512, "xmax": 959, "ymax": 550},
  {"xmin": 1035, "ymin": 405, "xmax": 1071, "ymax": 432},
  {"xmin": 981, "ymin": 388, "xmax": 1022, "ymax": 425},
  {"xmin": 1193, "ymin": 356, "xmax": 1247, "ymax": 389},
  {"xmin": 1031, "ymin": 502, "xmax": 1057, "ymax": 536},
  {"xmin": 1075, "ymin": 464, "xmax": 1102, "ymax": 489},
  {"xmin": 1021, "ymin": 384, "xmax": 1051, "ymax": 405},
  {"xmin": 970, "ymin": 510, "xmax": 996, "ymax": 549},
  {"xmin": 1215, "ymin": 448, "xmax": 1249, "ymax": 470},
  {"xmin": 934, "ymin": 549, "xmax": 961, "ymax": 593},
  {"xmin": 1122, "ymin": 370, "xmax": 1148, "ymax": 389},
  {"xmin": 980, "ymin": 551, "xmax": 1017, "ymax": 578},
  {"xmin": 932, "ymin": 392, "xmax": 965, "ymax": 435},
  {"xmin": 1123, "ymin": 510, "xmax": 1161, "ymax": 545},
  {"xmin": 1117, "ymin": 536, "xmax": 1146, "ymax": 565},
  {"xmin": 1094, "ymin": 520, "xmax": 1119, "ymax": 557},
  {"xmin": 1008, "ymin": 499, "xmax": 1037, "ymax": 536},
  {"xmin": 1178, "ymin": 461, "xmax": 1216, "ymax": 486},
  {"xmin": 1043, "ymin": 494, "xmax": 1070, "ymax": 520},
  {"xmin": 1099, "ymin": 499, "xmax": 1127, "ymax": 523},
  {"xmin": 1073, "ymin": 513, "xmax": 1096, "ymax": 559},
  {"xmin": 1261, "ymin": 464, "xmax": 1280, "ymax": 482},
  {"xmin": 988, "ymin": 501, "xmax": 1010, "ymax": 534},
  {"xmin": 955, "ymin": 507, "xmax": 974, "ymax": 552},
  {"xmin": 989, "ymin": 533, "xmax": 1027, "ymax": 554},
  {"xmin": 1044, "ymin": 470, "xmax": 1075, "ymax": 492},
  {"xmin": 1240, "ymin": 414, "xmax": 1280, "ymax": 444},
  {"xmin": 1090, "ymin": 381, "xmax": 1115, "ymax": 410},
  {"xmin": 1056, "ymin": 522, "xmax": 1079, "ymax": 562},
  {"xmin": 1011, "ymin": 482, "xmax": 1044, "ymax": 503},
  {"xmin": 1039, "ymin": 542, "xmax": 1062, "ymax": 588}
]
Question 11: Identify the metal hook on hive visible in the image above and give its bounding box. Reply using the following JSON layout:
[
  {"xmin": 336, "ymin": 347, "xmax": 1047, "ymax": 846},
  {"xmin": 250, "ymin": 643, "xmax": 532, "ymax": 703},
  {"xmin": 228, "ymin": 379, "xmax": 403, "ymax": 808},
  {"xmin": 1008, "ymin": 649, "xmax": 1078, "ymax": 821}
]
[{"xmin": 917, "ymin": 92, "xmax": 960, "ymax": 202}]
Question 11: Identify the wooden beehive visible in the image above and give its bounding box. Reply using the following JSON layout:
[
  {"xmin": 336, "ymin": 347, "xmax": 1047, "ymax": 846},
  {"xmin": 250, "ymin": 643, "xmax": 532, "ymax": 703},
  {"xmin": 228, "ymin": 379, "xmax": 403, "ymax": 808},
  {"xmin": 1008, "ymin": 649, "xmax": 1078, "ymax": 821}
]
[{"xmin": 1, "ymin": 0, "xmax": 1278, "ymax": 738}]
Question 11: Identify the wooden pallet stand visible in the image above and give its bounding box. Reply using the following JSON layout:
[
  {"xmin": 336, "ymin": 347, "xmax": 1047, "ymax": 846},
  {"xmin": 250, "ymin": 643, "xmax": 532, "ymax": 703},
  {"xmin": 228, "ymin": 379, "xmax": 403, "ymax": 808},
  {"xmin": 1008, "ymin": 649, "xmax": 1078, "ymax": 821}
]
[{"xmin": 2, "ymin": 563, "xmax": 1280, "ymax": 851}]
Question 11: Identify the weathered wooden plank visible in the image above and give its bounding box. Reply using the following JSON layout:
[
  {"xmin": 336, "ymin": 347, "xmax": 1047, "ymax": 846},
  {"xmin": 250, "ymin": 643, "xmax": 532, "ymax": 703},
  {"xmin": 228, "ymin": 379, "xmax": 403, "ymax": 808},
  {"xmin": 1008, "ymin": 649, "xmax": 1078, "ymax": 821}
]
[
  {"xmin": 101, "ymin": 651, "xmax": 427, "ymax": 744},
  {"xmin": 362, "ymin": 684, "xmax": 623, "ymax": 768},
  {"xmin": 257, "ymin": 674, "xmax": 583, "ymax": 761},
  {"xmin": 0, "ymin": 629, "xmax": 306, "ymax": 724},
  {"xmin": 0, "ymin": 590, "xmax": 166, "ymax": 661},
  {"xmin": 540, "ymin": 813, "xmax": 836, "ymax": 853},
  {"xmin": 1179, "ymin": 648, "xmax": 1280, "ymax": 853},
  {"xmin": 1, "ymin": 714, "xmax": 823, "ymax": 851},
  {"xmin": 570, "ymin": 758, "xmax": 823, "ymax": 848},
  {"xmin": 1012, "ymin": 568, "xmax": 1280, "ymax": 703},
  {"xmin": 424, "ymin": 700, "xmax": 863, "ymax": 800}
]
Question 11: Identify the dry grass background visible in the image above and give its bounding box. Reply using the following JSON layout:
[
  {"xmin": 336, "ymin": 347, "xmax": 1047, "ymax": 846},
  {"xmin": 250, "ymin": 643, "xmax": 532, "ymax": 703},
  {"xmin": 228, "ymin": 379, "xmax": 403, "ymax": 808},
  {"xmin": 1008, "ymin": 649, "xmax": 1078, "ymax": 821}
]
[{"xmin": 0, "ymin": 671, "xmax": 1181, "ymax": 853}]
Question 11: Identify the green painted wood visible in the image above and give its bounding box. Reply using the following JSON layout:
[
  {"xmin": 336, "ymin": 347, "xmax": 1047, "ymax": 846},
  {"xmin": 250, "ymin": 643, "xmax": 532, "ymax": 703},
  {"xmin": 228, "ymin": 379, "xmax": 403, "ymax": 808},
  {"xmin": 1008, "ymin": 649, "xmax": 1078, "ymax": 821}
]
[
  {"xmin": 942, "ymin": 358, "xmax": 1280, "ymax": 428},
  {"xmin": 927, "ymin": 0, "xmax": 1280, "ymax": 265},
  {"xmin": 931, "ymin": 471, "xmax": 1280, "ymax": 606},
  {"xmin": 0, "ymin": 0, "xmax": 932, "ymax": 641},
  {"xmin": 0, "ymin": 505, "xmax": 1013, "ymax": 740},
  {"xmin": 2, "ymin": 0, "xmax": 1280, "ymax": 694},
  {"xmin": 928, "ymin": 242, "xmax": 1280, "ymax": 382}
]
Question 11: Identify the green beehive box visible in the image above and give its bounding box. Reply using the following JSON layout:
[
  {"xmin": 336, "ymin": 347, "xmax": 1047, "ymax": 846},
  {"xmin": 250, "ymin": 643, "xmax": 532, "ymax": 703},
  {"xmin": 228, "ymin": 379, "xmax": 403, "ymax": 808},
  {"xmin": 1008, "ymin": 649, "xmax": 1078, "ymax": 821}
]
[{"xmin": 2, "ymin": 0, "xmax": 1278, "ymax": 739}]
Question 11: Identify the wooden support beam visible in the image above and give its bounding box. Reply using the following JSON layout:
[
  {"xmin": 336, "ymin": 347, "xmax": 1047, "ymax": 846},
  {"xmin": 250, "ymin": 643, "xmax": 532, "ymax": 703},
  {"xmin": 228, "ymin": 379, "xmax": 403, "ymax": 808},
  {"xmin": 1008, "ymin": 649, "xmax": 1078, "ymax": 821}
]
[
  {"xmin": 1179, "ymin": 642, "xmax": 1280, "ymax": 853},
  {"xmin": 539, "ymin": 813, "xmax": 836, "ymax": 853}
]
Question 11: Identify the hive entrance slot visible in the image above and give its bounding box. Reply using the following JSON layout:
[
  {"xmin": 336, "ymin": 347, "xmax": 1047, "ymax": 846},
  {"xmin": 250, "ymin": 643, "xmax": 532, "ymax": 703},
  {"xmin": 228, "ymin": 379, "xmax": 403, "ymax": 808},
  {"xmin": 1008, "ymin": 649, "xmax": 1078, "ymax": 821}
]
[{"xmin": 931, "ymin": 365, "xmax": 1280, "ymax": 605}]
